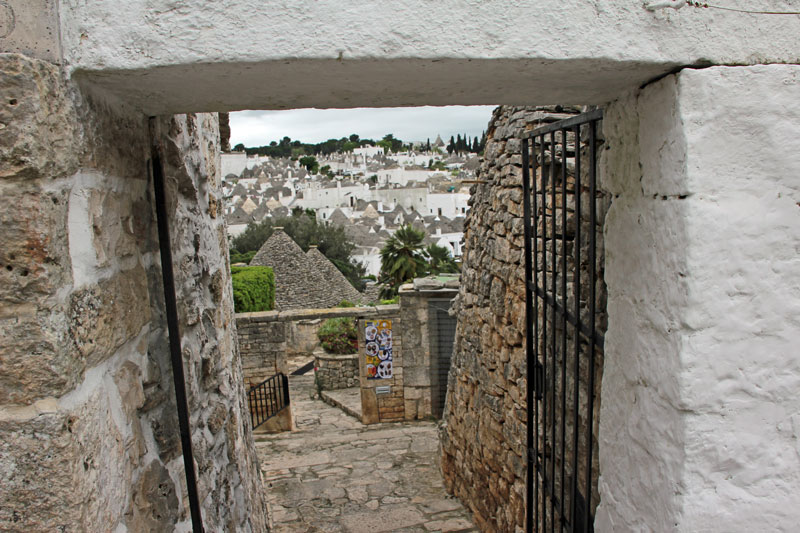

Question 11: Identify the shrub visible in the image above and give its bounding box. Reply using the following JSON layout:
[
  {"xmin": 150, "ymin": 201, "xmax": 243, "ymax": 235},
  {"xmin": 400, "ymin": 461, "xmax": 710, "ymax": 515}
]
[
  {"xmin": 335, "ymin": 300, "xmax": 356, "ymax": 308},
  {"xmin": 317, "ymin": 317, "xmax": 358, "ymax": 354},
  {"xmin": 231, "ymin": 266, "xmax": 275, "ymax": 313},
  {"xmin": 230, "ymin": 250, "xmax": 256, "ymax": 265}
]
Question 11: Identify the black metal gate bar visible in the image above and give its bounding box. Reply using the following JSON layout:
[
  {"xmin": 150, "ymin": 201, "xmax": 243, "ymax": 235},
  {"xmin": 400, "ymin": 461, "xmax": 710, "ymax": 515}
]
[
  {"xmin": 570, "ymin": 123, "xmax": 582, "ymax": 533},
  {"xmin": 150, "ymin": 125, "xmax": 205, "ymax": 533},
  {"xmin": 522, "ymin": 137, "xmax": 535, "ymax": 533},
  {"xmin": 584, "ymin": 119, "xmax": 598, "ymax": 533},
  {"xmin": 523, "ymin": 109, "xmax": 604, "ymax": 533},
  {"xmin": 559, "ymin": 127, "xmax": 568, "ymax": 527},
  {"xmin": 248, "ymin": 373, "xmax": 290, "ymax": 430}
]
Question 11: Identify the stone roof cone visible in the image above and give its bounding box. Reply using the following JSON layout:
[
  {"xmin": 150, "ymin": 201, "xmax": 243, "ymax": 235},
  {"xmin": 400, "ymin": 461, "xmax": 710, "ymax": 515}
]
[
  {"xmin": 305, "ymin": 246, "xmax": 362, "ymax": 304},
  {"xmin": 250, "ymin": 228, "xmax": 337, "ymax": 310},
  {"xmin": 362, "ymin": 204, "xmax": 379, "ymax": 219}
]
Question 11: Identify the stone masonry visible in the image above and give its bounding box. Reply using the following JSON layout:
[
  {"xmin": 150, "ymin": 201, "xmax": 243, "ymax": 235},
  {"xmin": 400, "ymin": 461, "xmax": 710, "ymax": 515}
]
[
  {"xmin": 399, "ymin": 278, "xmax": 459, "ymax": 421},
  {"xmin": 440, "ymin": 106, "xmax": 610, "ymax": 531},
  {"xmin": 314, "ymin": 352, "xmax": 359, "ymax": 390},
  {"xmin": 0, "ymin": 51, "xmax": 267, "ymax": 530},
  {"xmin": 250, "ymin": 228, "xmax": 363, "ymax": 310}
]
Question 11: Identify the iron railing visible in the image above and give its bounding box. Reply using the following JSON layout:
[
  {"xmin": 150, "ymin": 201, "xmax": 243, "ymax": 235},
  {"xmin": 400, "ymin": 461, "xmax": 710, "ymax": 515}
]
[
  {"xmin": 522, "ymin": 109, "xmax": 604, "ymax": 533},
  {"xmin": 248, "ymin": 373, "xmax": 290, "ymax": 430}
]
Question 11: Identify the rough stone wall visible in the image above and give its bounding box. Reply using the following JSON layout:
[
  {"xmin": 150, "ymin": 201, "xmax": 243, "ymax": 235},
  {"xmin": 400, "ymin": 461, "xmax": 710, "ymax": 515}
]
[
  {"xmin": 237, "ymin": 314, "xmax": 287, "ymax": 387},
  {"xmin": 0, "ymin": 52, "xmax": 268, "ymax": 531},
  {"xmin": 440, "ymin": 106, "xmax": 610, "ymax": 532},
  {"xmin": 314, "ymin": 353, "xmax": 359, "ymax": 390}
]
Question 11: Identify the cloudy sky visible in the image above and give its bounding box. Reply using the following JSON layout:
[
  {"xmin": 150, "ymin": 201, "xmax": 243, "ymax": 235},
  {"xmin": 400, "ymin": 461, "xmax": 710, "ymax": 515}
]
[{"xmin": 229, "ymin": 106, "xmax": 496, "ymax": 148}]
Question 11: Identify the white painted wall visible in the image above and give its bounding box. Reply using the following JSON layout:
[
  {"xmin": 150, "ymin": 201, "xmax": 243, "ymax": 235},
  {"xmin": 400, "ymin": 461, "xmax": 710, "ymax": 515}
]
[
  {"xmin": 59, "ymin": 1, "xmax": 800, "ymax": 114},
  {"xmin": 372, "ymin": 188, "xmax": 428, "ymax": 212},
  {"xmin": 426, "ymin": 193, "xmax": 469, "ymax": 218},
  {"xmin": 598, "ymin": 65, "xmax": 800, "ymax": 532},
  {"xmin": 352, "ymin": 248, "xmax": 381, "ymax": 278},
  {"xmin": 375, "ymin": 168, "xmax": 432, "ymax": 187},
  {"xmin": 296, "ymin": 183, "xmax": 367, "ymax": 209},
  {"xmin": 353, "ymin": 146, "xmax": 383, "ymax": 158},
  {"xmin": 220, "ymin": 153, "xmax": 269, "ymax": 177}
]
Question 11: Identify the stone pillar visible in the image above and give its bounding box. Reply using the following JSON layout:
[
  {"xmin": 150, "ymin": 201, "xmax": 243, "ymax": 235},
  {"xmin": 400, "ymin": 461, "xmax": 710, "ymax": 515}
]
[
  {"xmin": 399, "ymin": 278, "xmax": 459, "ymax": 420},
  {"xmin": 358, "ymin": 306, "xmax": 404, "ymax": 424},
  {"xmin": 0, "ymin": 45, "xmax": 268, "ymax": 532},
  {"xmin": 597, "ymin": 65, "xmax": 800, "ymax": 531}
]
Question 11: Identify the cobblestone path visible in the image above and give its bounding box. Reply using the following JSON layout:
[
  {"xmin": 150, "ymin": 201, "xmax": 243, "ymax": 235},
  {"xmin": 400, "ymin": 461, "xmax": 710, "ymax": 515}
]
[{"xmin": 254, "ymin": 374, "xmax": 477, "ymax": 532}]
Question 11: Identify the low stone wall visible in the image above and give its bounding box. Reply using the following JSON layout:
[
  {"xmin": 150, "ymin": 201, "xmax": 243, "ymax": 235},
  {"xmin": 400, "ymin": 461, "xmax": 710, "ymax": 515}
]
[
  {"xmin": 235, "ymin": 306, "xmax": 399, "ymax": 385},
  {"xmin": 236, "ymin": 315, "xmax": 287, "ymax": 388},
  {"xmin": 314, "ymin": 351, "xmax": 359, "ymax": 390}
]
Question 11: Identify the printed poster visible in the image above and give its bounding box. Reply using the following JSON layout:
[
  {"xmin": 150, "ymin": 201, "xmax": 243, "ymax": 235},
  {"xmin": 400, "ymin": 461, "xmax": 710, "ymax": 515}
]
[{"xmin": 364, "ymin": 319, "xmax": 393, "ymax": 380}]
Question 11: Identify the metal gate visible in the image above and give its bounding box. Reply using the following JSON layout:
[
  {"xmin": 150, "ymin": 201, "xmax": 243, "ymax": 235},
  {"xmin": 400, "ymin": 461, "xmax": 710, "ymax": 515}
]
[
  {"xmin": 522, "ymin": 109, "xmax": 605, "ymax": 533},
  {"xmin": 429, "ymin": 299, "xmax": 457, "ymax": 418}
]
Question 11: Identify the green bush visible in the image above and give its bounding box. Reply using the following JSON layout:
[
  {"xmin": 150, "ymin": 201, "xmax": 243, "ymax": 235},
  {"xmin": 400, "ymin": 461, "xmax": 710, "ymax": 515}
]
[
  {"xmin": 231, "ymin": 266, "xmax": 275, "ymax": 313},
  {"xmin": 230, "ymin": 250, "xmax": 256, "ymax": 265},
  {"xmin": 379, "ymin": 297, "xmax": 398, "ymax": 305},
  {"xmin": 317, "ymin": 317, "xmax": 358, "ymax": 354},
  {"xmin": 335, "ymin": 300, "xmax": 356, "ymax": 308}
]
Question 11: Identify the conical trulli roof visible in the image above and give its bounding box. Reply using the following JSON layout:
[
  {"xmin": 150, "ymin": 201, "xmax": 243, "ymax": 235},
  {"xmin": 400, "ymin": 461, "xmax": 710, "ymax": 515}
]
[
  {"xmin": 362, "ymin": 204, "xmax": 379, "ymax": 220},
  {"xmin": 305, "ymin": 247, "xmax": 362, "ymax": 304},
  {"xmin": 249, "ymin": 229, "xmax": 339, "ymax": 310}
]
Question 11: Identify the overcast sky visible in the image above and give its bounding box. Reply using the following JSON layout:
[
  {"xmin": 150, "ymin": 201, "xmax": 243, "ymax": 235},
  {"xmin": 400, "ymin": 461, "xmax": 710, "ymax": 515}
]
[{"xmin": 229, "ymin": 106, "xmax": 496, "ymax": 148}]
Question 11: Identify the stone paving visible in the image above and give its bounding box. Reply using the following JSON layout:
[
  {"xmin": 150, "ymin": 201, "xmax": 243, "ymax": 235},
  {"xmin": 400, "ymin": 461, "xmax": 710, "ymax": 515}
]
[{"xmin": 254, "ymin": 373, "xmax": 477, "ymax": 532}]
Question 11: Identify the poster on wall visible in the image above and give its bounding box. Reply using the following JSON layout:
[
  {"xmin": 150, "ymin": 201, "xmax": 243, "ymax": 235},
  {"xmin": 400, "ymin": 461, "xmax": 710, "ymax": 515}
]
[{"xmin": 365, "ymin": 319, "xmax": 393, "ymax": 380}]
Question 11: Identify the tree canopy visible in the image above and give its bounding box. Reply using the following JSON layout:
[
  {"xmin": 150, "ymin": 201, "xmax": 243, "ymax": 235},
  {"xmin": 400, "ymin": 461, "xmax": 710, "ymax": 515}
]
[
  {"xmin": 378, "ymin": 225, "xmax": 427, "ymax": 298},
  {"xmin": 234, "ymin": 134, "xmax": 396, "ymax": 158}
]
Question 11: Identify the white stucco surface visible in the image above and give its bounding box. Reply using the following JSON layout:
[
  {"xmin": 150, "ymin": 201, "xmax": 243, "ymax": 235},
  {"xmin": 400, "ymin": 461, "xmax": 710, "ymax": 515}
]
[
  {"xmin": 57, "ymin": 0, "xmax": 800, "ymax": 113},
  {"xmin": 598, "ymin": 64, "xmax": 800, "ymax": 531}
]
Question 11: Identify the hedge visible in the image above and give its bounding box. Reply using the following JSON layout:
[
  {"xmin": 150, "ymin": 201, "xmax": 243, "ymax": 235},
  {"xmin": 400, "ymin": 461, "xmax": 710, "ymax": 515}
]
[{"xmin": 231, "ymin": 266, "xmax": 275, "ymax": 313}]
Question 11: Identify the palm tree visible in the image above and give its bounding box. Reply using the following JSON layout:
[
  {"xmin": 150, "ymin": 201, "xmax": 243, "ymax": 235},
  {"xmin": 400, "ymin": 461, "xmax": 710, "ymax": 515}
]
[
  {"xmin": 378, "ymin": 225, "xmax": 426, "ymax": 298},
  {"xmin": 425, "ymin": 243, "xmax": 459, "ymax": 275}
]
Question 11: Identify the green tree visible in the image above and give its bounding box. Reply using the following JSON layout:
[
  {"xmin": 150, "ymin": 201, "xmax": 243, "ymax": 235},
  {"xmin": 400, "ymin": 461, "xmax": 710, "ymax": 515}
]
[
  {"xmin": 378, "ymin": 225, "xmax": 427, "ymax": 298},
  {"xmin": 299, "ymin": 155, "xmax": 319, "ymax": 173},
  {"xmin": 423, "ymin": 243, "xmax": 459, "ymax": 275},
  {"xmin": 233, "ymin": 143, "xmax": 245, "ymax": 152}
]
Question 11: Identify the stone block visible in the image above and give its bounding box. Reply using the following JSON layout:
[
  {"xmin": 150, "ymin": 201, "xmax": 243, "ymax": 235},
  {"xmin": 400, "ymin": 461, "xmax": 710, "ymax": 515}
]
[
  {"xmin": 69, "ymin": 264, "xmax": 151, "ymax": 367},
  {"xmin": 128, "ymin": 460, "xmax": 179, "ymax": 531},
  {"xmin": 0, "ymin": 386, "xmax": 140, "ymax": 531},
  {"xmin": 0, "ymin": 1, "xmax": 61, "ymax": 61},
  {"xmin": 0, "ymin": 309, "xmax": 78, "ymax": 404},
  {"xmin": 0, "ymin": 54, "xmax": 78, "ymax": 181}
]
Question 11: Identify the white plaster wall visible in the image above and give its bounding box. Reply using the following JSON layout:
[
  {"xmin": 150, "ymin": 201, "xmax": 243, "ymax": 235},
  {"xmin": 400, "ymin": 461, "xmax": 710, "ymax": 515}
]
[
  {"xmin": 373, "ymin": 188, "xmax": 428, "ymax": 212},
  {"xmin": 220, "ymin": 152, "xmax": 248, "ymax": 177},
  {"xmin": 426, "ymin": 192, "xmax": 469, "ymax": 218},
  {"xmin": 376, "ymin": 168, "xmax": 433, "ymax": 187},
  {"xmin": 57, "ymin": 1, "xmax": 800, "ymax": 113},
  {"xmin": 598, "ymin": 64, "xmax": 800, "ymax": 531}
]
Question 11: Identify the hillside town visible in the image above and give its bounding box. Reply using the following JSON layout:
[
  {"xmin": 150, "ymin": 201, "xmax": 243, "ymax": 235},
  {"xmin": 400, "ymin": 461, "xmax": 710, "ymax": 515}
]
[{"xmin": 222, "ymin": 139, "xmax": 477, "ymax": 277}]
